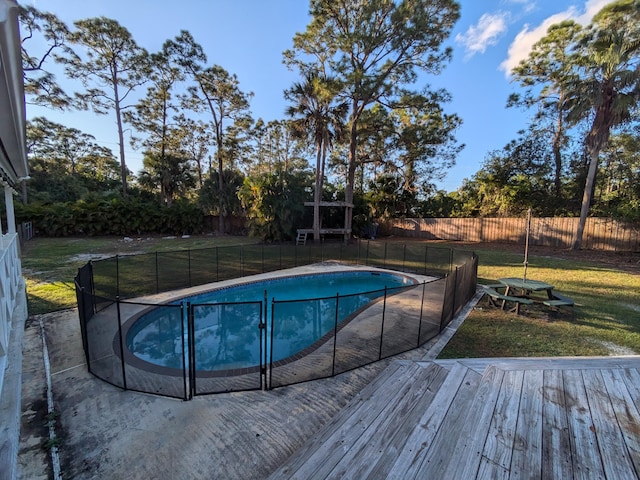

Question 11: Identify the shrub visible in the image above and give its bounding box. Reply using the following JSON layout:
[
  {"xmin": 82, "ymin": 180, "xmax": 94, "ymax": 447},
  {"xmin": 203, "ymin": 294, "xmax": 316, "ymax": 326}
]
[{"xmin": 16, "ymin": 199, "xmax": 206, "ymax": 236}]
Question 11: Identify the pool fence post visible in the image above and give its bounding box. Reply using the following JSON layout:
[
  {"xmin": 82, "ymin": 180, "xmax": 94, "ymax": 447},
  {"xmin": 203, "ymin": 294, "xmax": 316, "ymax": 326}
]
[
  {"xmin": 180, "ymin": 302, "xmax": 188, "ymax": 401},
  {"xmin": 331, "ymin": 293, "xmax": 339, "ymax": 377},
  {"xmin": 378, "ymin": 287, "xmax": 388, "ymax": 360},
  {"xmin": 441, "ymin": 267, "xmax": 458, "ymax": 332},
  {"xmin": 81, "ymin": 288, "xmax": 93, "ymax": 368},
  {"xmin": 416, "ymin": 282, "xmax": 426, "ymax": 348},
  {"xmin": 269, "ymin": 298, "xmax": 276, "ymax": 390},
  {"xmin": 449, "ymin": 249, "xmax": 454, "ymax": 274},
  {"xmin": 87, "ymin": 261, "xmax": 96, "ymax": 312},
  {"xmin": 116, "ymin": 297, "xmax": 127, "ymax": 391},
  {"xmin": 261, "ymin": 244, "xmax": 265, "ymax": 273},
  {"xmin": 402, "ymin": 243, "xmax": 406, "ymax": 272},
  {"xmin": 365, "ymin": 240, "xmax": 370, "ymax": 266},
  {"xmin": 155, "ymin": 251, "xmax": 159, "ymax": 294},
  {"xmin": 383, "ymin": 242, "xmax": 387, "ymax": 268},
  {"xmin": 188, "ymin": 249, "xmax": 192, "ymax": 287},
  {"xmin": 454, "ymin": 264, "xmax": 462, "ymax": 314},
  {"xmin": 88, "ymin": 263, "xmax": 95, "ymax": 306},
  {"xmin": 116, "ymin": 255, "xmax": 120, "ymax": 298},
  {"xmin": 241, "ymin": 245, "xmax": 244, "ymax": 277},
  {"xmin": 76, "ymin": 285, "xmax": 88, "ymax": 364},
  {"xmin": 187, "ymin": 302, "xmax": 195, "ymax": 399},
  {"xmin": 423, "ymin": 245, "xmax": 428, "ymax": 275},
  {"xmin": 261, "ymin": 290, "xmax": 268, "ymax": 390},
  {"xmin": 215, "ymin": 246, "xmax": 219, "ymax": 282}
]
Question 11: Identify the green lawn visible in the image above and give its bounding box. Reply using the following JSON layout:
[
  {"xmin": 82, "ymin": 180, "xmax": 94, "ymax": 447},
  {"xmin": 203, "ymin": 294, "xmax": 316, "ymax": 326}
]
[
  {"xmin": 20, "ymin": 235, "xmax": 640, "ymax": 358},
  {"xmin": 21, "ymin": 235, "xmax": 258, "ymax": 314},
  {"xmin": 438, "ymin": 244, "xmax": 640, "ymax": 358}
]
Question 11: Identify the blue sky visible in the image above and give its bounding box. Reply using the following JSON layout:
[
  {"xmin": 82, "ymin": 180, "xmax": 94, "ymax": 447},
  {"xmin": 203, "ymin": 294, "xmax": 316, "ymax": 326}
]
[{"xmin": 25, "ymin": 0, "xmax": 614, "ymax": 192}]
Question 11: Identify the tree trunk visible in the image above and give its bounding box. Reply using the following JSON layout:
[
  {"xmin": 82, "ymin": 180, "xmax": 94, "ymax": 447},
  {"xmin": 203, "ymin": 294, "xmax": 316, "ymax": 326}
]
[
  {"xmin": 21, "ymin": 179, "xmax": 27, "ymax": 205},
  {"xmin": 313, "ymin": 142, "xmax": 322, "ymax": 244},
  {"xmin": 161, "ymin": 100, "xmax": 168, "ymax": 205},
  {"xmin": 573, "ymin": 147, "xmax": 600, "ymax": 250},
  {"xmin": 552, "ymin": 102, "xmax": 563, "ymax": 197},
  {"xmin": 344, "ymin": 106, "xmax": 359, "ymax": 243},
  {"xmin": 574, "ymin": 90, "xmax": 614, "ymax": 250},
  {"xmin": 113, "ymin": 81, "xmax": 128, "ymax": 198},
  {"xmin": 217, "ymin": 149, "xmax": 225, "ymax": 234},
  {"xmin": 196, "ymin": 158, "xmax": 203, "ymax": 189}
]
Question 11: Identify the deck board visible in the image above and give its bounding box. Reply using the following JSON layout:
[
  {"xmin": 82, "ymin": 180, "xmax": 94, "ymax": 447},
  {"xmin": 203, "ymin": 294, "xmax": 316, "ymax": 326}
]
[
  {"xmin": 602, "ymin": 368, "xmax": 640, "ymax": 477},
  {"xmin": 411, "ymin": 365, "xmax": 483, "ymax": 479},
  {"xmin": 337, "ymin": 364, "xmax": 449, "ymax": 479},
  {"xmin": 510, "ymin": 369, "xmax": 543, "ymax": 479},
  {"xmin": 564, "ymin": 369, "xmax": 607, "ymax": 479},
  {"xmin": 269, "ymin": 357, "xmax": 640, "ymax": 480},
  {"xmin": 270, "ymin": 360, "xmax": 408, "ymax": 478},
  {"xmin": 388, "ymin": 362, "xmax": 476, "ymax": 478},
  {"xmin": 272, "ymin": 362, "xmax": 435, "ymax": 479},
  {"xmin": 583, "ymin": 368, "xmax": 636, "ymax": 479},
  {"xmin": 621, "ymin": 367, "xmax": 640, "ymax": 411},
  {"xmin": 542, "ymin": 368, "xmax": 574, "ymax": 479},
  {"xmin": 480, "ymin": 368, "xmax": 524, "ymax": 478},
  {"xmin": 442, "ymin": 365, "xmax": 504, "ymax": 479}
]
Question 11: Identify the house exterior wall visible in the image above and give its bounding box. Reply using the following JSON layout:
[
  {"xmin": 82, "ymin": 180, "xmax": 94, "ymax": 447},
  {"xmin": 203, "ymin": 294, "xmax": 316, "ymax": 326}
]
[{"xmin": 0, "ymin": 1, "xmax": 30, "ymax": 478}]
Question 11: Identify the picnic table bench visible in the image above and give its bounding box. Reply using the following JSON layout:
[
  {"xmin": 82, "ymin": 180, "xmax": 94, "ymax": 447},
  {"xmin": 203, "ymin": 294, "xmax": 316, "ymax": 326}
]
[
  {"xmin": 542, "ymin": 292, "xmax": 574, "ymax": 307},
  {"xmin": 482, "ymin": 284, "xmax": 534, "ymax": 315}
]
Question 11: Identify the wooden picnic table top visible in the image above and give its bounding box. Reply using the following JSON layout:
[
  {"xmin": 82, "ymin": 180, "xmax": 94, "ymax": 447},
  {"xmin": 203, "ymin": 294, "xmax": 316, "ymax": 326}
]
[{"xmin": 498, "ymin": 277, "xmax": 554, "ymax": 292}]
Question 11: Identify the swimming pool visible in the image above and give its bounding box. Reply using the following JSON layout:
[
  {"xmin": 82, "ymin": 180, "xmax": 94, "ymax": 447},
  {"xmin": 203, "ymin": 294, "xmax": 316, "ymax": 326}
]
[{"xmin": 124, "ymin": 270, "xmax": 415, "ymax": 373}]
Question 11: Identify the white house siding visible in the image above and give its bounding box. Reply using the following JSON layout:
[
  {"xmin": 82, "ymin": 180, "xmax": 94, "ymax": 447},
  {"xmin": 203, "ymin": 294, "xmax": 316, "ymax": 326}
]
[{"xmin": 0, "ymin": 1, "xmax": 30, "ymax": 479}]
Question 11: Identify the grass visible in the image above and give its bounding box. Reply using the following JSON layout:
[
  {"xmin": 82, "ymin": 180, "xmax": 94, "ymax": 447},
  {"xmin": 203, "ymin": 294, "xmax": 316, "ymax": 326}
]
[
  {"xmin": 438, "ymin": 244, "xmax": 640, "ymax": 358},
  {"xmin": 20, "ymin": 235, "xmax": 640, "ymax": 358},
  {"xmin": 21, "ymin": 234, "xmax": 258, "ymax": 314}
]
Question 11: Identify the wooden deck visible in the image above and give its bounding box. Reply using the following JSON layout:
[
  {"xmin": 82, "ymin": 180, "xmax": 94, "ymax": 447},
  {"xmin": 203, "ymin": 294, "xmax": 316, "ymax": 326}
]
[{"xmin": 268, "ymin": 356, "xmax": 640, "ymax": 479}]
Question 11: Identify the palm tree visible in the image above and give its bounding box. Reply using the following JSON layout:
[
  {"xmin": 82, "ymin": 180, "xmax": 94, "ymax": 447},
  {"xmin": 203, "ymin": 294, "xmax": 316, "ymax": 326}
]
[
  {"xmin": 564, "ymin": 0, "xmax": 640, "ymax": 249},
  {"xmin": 510, "ymin": 20, "xmax": 582, "ymax": 198},
  {"xmin": 285, "ymin": 72, "xmax": 348, "ymax": 243}
]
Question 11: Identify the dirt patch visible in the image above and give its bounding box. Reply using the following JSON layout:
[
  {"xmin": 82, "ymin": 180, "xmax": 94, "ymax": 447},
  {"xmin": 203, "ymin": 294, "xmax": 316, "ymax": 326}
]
[
  {"xmin": 68, "ymin": 253, "xmax": 120, "ymax": 263},
  {"xmin": 590, "ymin": 339, "xmax": 637, "ymax": 356}
]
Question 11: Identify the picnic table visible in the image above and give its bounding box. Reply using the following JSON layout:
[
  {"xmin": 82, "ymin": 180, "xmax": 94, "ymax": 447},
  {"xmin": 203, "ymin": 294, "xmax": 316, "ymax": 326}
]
[
  {"xmin": 498, "ymin": 277, "xmax": 554, "ymax": 299},
  {"xmin": 482, "ymin": 277, "xmax": 574, "ymax": 315}
]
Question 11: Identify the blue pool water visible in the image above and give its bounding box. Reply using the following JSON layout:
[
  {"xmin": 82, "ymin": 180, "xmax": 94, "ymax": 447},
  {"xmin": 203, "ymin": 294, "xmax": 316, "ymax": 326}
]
[{"xmin": 126, "ymin": 271, "xmax": 414, "ymax": 372}]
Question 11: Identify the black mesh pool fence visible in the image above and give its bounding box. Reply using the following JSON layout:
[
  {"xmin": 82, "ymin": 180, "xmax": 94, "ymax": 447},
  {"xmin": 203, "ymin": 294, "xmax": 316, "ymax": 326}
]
[{"xmin": 74, "ymin": 240, "xmax": 478, "ymax": 399}]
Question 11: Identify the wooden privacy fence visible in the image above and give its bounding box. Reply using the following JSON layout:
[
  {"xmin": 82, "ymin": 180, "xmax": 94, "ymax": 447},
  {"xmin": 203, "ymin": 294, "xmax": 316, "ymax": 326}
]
[{"xmin": 384, "ymin": 217, "xmax": 640, "ymax": 252}]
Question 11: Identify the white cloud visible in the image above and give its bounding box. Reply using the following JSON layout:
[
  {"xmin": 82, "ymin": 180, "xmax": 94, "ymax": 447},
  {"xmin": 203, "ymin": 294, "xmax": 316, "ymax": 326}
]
[
  {"xmin": 456, "ymin": 12, "xmax": 510, "ymax": 60},
  {"xmin": 578, "ymin": 0, "xmax": 614, "ymax": 23},
  {"xmin": 499, "ymin": 0, "xmax": 614, "ymax": 77},
  {"xmin": 504, "ymin": 0, "xmax": 537, "ymax": 14}
]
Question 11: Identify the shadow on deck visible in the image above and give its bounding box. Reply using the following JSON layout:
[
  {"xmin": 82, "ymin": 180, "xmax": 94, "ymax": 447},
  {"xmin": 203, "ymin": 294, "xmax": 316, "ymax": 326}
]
[{"xmin": 269, "ymin": 356, "xmax": 640, "ymax": 479}]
